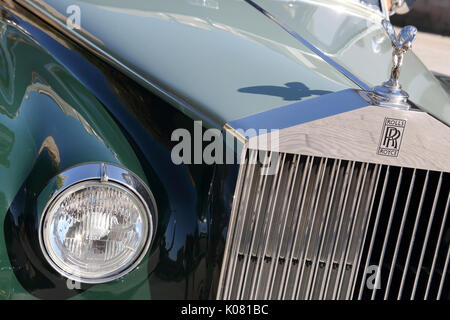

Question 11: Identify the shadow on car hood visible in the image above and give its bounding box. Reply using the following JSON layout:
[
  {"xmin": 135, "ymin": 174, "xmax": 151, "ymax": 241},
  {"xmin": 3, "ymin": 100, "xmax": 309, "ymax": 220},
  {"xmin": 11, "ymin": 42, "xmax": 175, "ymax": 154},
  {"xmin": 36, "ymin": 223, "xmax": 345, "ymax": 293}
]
[{"xmin": 20, "ymin": 0, "xmax": 450, "ymax": 126}]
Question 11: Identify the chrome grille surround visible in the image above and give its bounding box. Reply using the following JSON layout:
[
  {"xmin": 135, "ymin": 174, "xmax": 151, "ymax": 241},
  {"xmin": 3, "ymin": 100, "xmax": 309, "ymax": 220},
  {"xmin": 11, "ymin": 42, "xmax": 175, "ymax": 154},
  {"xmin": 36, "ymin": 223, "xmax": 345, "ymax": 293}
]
[{"xmin": 217, "ymin": 148, "xmax": 449, "ymax": 300}]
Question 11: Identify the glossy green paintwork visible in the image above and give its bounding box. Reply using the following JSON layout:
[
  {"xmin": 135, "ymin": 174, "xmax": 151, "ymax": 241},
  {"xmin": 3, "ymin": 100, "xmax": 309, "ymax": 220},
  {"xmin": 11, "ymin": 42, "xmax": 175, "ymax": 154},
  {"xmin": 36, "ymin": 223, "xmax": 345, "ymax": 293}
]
[
  {"xmin": 27, "ymin": 0, "xmax": 450, "ymax": 125},
  {"xmin": 0, "ymin": 18, "xmax": 151, "ymax": 299},
  {"xmin": 26, "ymin": 0, "xmax": 356, "ymax": 125}
]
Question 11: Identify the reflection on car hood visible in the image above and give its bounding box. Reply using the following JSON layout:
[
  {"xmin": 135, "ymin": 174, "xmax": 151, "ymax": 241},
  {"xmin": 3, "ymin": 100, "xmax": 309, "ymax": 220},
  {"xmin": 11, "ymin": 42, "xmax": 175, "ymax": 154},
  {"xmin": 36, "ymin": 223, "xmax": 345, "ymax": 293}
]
[{"xmin": 26, "ymin": 0, "xmax": 450, "ymax": 126}]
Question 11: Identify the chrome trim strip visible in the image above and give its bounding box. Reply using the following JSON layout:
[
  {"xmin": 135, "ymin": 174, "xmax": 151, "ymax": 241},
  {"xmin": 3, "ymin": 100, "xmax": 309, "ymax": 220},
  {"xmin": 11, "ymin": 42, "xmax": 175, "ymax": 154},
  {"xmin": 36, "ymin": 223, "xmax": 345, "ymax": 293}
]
[
  {"xmin": 243, "ymin": 0, "xmax": 371, "ymax": 92},
  {"xmin": 227, "ymin": 89, "xmax": 368, "ymax": 135},
  {"xmin": 223, "ymin": 123, "xmax": 248, "ymax": 144}
]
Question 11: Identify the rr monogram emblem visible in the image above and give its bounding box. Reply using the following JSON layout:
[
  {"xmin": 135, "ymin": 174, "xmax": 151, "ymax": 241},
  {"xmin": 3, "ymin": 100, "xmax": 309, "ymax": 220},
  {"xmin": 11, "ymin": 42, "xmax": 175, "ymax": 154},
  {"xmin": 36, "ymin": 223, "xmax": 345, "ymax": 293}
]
[{"xmin": 377, "ymin": 118, "xmax": 406, "ymax": 157}]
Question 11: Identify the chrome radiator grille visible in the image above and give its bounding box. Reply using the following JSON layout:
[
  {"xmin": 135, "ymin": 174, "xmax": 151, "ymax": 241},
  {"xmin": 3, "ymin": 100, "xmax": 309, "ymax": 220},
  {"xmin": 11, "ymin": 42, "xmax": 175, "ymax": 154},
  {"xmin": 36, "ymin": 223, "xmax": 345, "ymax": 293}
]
[{"xmin": 217, "ymin": 149, "xmax": 449, "ymax": 300}]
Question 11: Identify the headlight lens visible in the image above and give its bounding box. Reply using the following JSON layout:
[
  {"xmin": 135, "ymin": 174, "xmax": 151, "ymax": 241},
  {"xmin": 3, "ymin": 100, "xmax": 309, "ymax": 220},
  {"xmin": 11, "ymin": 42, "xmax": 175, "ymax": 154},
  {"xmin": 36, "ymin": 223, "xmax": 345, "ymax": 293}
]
[{"xmin": 40, "ymin": 179, "xmax": 152, "ymax": 283}]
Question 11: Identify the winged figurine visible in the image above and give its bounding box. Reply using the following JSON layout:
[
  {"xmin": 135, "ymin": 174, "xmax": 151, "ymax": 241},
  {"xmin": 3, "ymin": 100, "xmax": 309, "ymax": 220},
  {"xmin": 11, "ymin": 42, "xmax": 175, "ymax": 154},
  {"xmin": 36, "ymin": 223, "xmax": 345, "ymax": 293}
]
[{"xmin": 381, "ymin": 19, "xmax": 417, "ymax": 89}]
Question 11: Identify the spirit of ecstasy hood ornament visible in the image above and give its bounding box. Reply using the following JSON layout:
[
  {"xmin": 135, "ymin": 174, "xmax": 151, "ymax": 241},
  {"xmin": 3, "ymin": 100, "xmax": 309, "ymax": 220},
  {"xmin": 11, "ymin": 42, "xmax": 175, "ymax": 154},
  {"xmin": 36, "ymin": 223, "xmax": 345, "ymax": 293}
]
[{"xmin": 370, "ymin": 20, "xmax": 417, "ymax": 109}]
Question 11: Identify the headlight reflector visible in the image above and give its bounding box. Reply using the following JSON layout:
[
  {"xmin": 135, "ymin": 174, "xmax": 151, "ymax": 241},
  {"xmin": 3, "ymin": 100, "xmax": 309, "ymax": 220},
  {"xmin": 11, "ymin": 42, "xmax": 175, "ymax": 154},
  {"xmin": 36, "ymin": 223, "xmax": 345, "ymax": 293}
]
[{"xmin": 40, "ymin": 165, "xmax": 155, "ymax": 283}]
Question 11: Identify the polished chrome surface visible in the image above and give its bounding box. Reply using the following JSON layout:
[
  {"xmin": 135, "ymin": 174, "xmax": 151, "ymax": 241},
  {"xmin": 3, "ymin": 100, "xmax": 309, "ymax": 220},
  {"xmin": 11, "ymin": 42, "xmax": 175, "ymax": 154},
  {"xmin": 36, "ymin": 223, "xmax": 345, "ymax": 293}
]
[
  {"xmin": 369, "ymin": 20, "xmax": 417, "ymax": 109},
  {"xmin": 38, "ymin": 162, "xmax": 158, "ymax": 283},
  {"xmin": 218, "ymin": 149, "xmax": 449, "ymax": 300},
  {"xmin": 227, "ymin": 89, "xmax": 369, "ymax": 136},
  {"xmin": 356, "ymin": 168, "xmax": 449, "ymax": 300},
  {"xmin": 382, "ymin": 20, "xmax": 417, "ymax": 88}
]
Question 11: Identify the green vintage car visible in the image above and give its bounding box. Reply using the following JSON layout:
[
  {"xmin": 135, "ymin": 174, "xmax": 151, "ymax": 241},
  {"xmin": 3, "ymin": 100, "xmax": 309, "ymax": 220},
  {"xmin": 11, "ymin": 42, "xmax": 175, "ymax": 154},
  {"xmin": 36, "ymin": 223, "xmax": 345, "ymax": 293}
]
[{"xmin": 0, "ymin": 0, "xmax": 448, "ymax": 300}]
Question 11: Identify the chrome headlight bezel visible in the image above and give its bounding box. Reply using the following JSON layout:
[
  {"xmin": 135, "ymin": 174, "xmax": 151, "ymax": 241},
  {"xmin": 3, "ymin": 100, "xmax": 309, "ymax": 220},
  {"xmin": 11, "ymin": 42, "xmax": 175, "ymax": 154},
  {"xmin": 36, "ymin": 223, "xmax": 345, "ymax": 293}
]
[{"xmin": 38, "ymin": 162, "xmax": 157, "ymax": 284}]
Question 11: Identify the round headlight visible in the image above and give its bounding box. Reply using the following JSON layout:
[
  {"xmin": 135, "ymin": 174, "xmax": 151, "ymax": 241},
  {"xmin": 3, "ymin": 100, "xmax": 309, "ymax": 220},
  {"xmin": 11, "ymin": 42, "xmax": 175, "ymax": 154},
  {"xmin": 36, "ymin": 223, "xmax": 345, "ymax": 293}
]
[{"xmin": 39, "ymin": 164, "xmax": 156, "ymax": 283}]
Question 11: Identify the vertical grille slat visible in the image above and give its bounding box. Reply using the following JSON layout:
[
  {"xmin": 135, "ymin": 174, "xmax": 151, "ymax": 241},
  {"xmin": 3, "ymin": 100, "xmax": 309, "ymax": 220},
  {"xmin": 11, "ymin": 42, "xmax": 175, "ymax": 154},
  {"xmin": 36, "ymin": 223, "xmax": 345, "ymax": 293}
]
[
  {"xmin": 348, "ymin": 164, "xmax": 382, "ymax": 299},
  {"xmin": 223, "ymin": 150, "xmax": 258, "ymax": 299},
  {"xmin": 437, "ymin": 247, "xmax": 450, "ymax": 299},
  {"xmin": 335, "ymin": 163, "xmax": 370, "ymax": 300},
  {"xmin": 218, "ymin": 149, "xmax": 450, "ymax": 300},
  {"xmin": 236, "ymin": 150, "xmax": 271, "ymax": 299},
  {"xmin": 266, "ymin": 154, "xmax": 301, "ymax": 299},
  {"xmin": 217, "ymin": 148, "xmax": 250, "ymax": 298},
  {"xmin": 371, "ymin": 168, "xmax": 405, "ymax": 300},
  {"xmin": 321, "ymin": 160, "xmax": 354, "ymax": 299},
  {"xmin": 278, "ymin": 155, "xmax": 313, "ymax": 299},
  {"xmin": 357, "ymin": 166, "xmax": 391, "ymax": 300},
  {"xmin": 294, "ymin": 157, "xmax": 329, "ymax": 299},
  {"xmin": 384, "ymin": 169, "xmax": 417, "ymax": 299},
  {"xmin": 249, "ymin": 152, "xmax": 283, "ymax": 299},
  {"xmin": 251, "ymin": 153, "xmax": 287, "ymax": 299},
  {"xmin": 282, "ymin": 156, "xmax": 316, "ymax": 299},
  {"xmin": 397, "ymin": 171, "xmax": 430, "ymax": 299},
  {"xmin": 306, "ymin": 159, "xmax": 341, "ymax": 299},
  {"xmin": 411, "ymin": 172, "xmax": 443, "ymax": 300},
  {"xmin": 328, "ymin": 161, "xmax": 359, "ymax": 299},
  {"xmin": 258, "ymin": 153, "xmax": 289, "ymax": 299},
  {"xmin": 425, "ymin": 193, "xmax": 449, "ymax": 299}
]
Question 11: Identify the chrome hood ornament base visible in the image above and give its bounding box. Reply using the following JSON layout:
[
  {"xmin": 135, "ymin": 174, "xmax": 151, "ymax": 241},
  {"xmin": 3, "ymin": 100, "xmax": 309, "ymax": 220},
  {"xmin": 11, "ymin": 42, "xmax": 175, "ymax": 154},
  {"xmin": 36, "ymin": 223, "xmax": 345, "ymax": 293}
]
[{"xmin": 369, "ymin": 20, "xmax": 417, "ymax": 110}]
